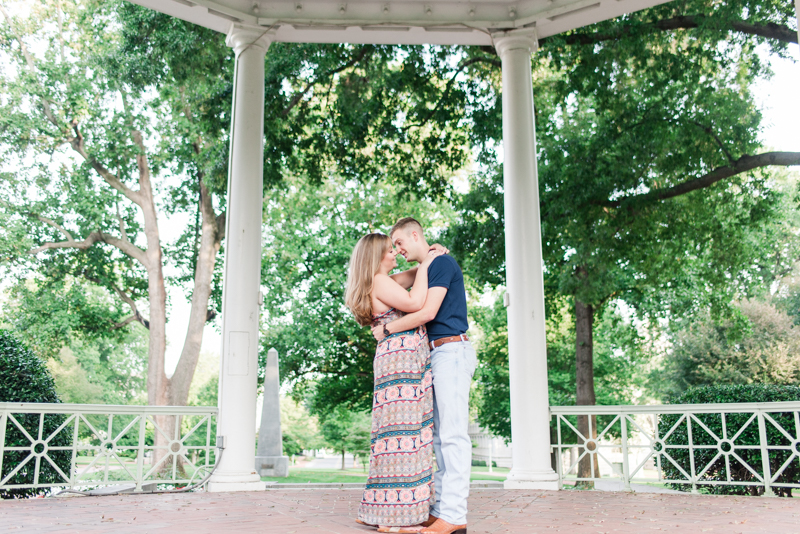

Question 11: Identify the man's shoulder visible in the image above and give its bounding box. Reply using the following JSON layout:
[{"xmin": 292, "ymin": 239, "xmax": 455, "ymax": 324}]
[
  {"xmin": 431, "ymin": 254, "xmax": 461, "ymax": 270},
  {"xmin": 428, "ymin": 255, "xmax": 462, "ymax": 288}
]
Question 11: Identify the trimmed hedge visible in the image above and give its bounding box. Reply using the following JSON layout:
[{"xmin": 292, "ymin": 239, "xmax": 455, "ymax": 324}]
[
  {"xmin": 0, "ymin": 330, "xmax": 71, "ymax": 499},
  {"xmin": 661, "ymin": 384, "xmax": 800, "ymax": 497}
]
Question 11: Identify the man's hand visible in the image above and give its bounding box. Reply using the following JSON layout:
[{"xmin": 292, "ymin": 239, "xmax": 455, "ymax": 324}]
[{"xmin": 372, "ymin": 324, "xmax": 387, "ymax": 342}]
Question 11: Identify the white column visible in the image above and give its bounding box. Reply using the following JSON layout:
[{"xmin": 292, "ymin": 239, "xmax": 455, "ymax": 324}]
[
  {"xmin": 208, "ymin": 25, "xmax": 272, "ymax": 493},
  {"xmin": 796, "ymin": 0, "xmax": 800, "ymax": 50},
  {"xmin": 492, "ymin": 28, "xmax": 558, "ymax": 490}
]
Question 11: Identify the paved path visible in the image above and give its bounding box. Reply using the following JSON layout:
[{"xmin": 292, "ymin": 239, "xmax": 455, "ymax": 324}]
[{"xmin": 1, "ymin": 488, "xmax": 799, "ymax": 533}]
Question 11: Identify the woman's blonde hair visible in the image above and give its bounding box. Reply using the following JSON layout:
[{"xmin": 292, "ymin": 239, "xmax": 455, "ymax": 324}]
[{"xmin": 345, "ymin": 233, "xmax": 393, "ymax": 326}]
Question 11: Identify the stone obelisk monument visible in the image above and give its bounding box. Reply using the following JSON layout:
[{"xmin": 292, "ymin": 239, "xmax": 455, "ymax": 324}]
[{"xmin": 255, "ymin": 348, "xmax": 289, "ymax": 477}]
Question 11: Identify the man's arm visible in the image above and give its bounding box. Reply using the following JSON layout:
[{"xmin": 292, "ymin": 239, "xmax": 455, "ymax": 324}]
[{"xmin": 372, "ymin": 287, "xmax": 447, "ymax": 341}]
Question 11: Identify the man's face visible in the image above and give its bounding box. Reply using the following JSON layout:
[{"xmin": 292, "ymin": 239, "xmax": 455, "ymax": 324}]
[{"xmin": 391, "ymin": 228, "xmax": 419, "ymax": 263}]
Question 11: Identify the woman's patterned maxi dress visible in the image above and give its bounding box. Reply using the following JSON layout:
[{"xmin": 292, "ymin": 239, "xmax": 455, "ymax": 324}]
[{"xmin": 358, "ymin": 308, "xmax": 435, "ymax": 526}]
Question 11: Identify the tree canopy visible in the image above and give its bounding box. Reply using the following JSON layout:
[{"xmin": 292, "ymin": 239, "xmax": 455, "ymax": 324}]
[
  {"xmin": 1, "ymin": 1, "xmax": 798, "ymax": 460},
  {"xmin": 259, "ymin": 173, "xmax": 453, "ymax": 415}
]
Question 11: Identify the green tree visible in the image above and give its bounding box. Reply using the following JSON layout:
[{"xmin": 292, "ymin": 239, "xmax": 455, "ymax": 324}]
[
  {"xmin": 1, "ymin": 277, "xmax": 133, "ymax": 360},
  {"xmin": 473, "ymin": 295, "xmax": 652, "ymax": 441},
  {"xmin": 281, "ymin": 397, "xmax": 324, "ymax": 457},
  {"xmin": 259, "ymin": 173, "xmax": 453, "ymax": 415},
  {"xmin": 448, "ymin": 0, "xmax": 800, "ymax": 481},
  {"xmin": 1, "ymin": 1, "xmax": 497, "ymax": 420},
  {"xmin": 2, "ymin": 276, "xmax": 148, "ymax": 404},
  {"xmin": 660, "ymin": 299, "xmax": 800, "ymax": 396},
  {"xmin": 320, "ymin": 406, "xmax": 371, "ymax": 470},
  {"xmin": 0, "ymin": 1, "xmax": 229, "ymax": 424},
  {"xmin": 0, "ymin": 330, "xmax": 71, "ymax": 499}
]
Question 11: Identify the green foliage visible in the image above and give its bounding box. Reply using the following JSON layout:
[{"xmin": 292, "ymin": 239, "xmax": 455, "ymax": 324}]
[
  {"xmin": 260, "ymin": 44, "xmax": 475, "ymax": 198},
  {"xmin": 776, "ymin": 279, "xmax": 800, "ymax": 327},
  {"xmin": 473, "ymin": 296, "xmax": 652, "ymax": 440},
  {"xmin": 661, "ymin": 384, "xmax": 800, "ymax": 496},
  {"xmin": 659, "ymin": 300, "xmax": 800, "ymax": 398},
  {"xmin": 192, "ymin": 375, "xmax": 219, "ymax": 408},
  {"xmin": 447, "ymin": 0, "xmax": 798, "ymax": 420},
  {"xmin": 281, "ymin": 398, "xmax": 324, "ymax": 457},
  {"xmin": 49, "ymin": 333, "xmax": 147, "ymax": 405},
  {"xmin": 259, "ymin": 174, "xmax": 453, "ymax": 416},
  {"xmin": 1, "ymin": 3, "xmax": 496, "ymax": 412},
  {"xmin": 46, "ymin": 350, "xmax": 105, "ymax": 404},
  {"xmin": 0, "ymin": 330, "xmax": 60, "ymax": 403},
  {"xmin": 2, "ymin": 278, "xmax": 132, "ymax": 361},
  {"xmin": 0, "ymin": 1, "xmax": 232, "ymax": 390},
  {"xmin": 0, "ymin": 330, "xmax": 70, "ymax": 499},
  {"xmin": 2, "ymin": 277, "xmax": 148, "ymax": 404},
  {"xmin": 450, "ymin": 0, "xmax": 797, "ymax": 311}
]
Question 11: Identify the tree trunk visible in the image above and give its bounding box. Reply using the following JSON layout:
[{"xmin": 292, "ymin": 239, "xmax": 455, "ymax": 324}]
[
  {"xmin": 135, "ymin": 148, "xmax": 222, "ymax": 474},
  {"xmin": 135, "ymin": 141, "xmax": 173, "ymax": 471},
  {"xmin": 341, "ymin": 449, "xmax": 346, "ymax": 470},
  {"xmin": 167, "ymin": 176, "xmax": 222, "ymax": 406},
  {"xmin": 575, "ymin": 299, "xmax": 600, "ymax": 487},
  {"xmin": 159, "ymin": 175, "xmax": 222, "ymax": 477}
]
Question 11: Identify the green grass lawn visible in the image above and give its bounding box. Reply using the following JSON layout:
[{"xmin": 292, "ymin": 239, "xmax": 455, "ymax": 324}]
[
  {"xmin": 262, "ymin": 468, "xmax": 369, "ymax": 484},
  {"xmin": 262, "ymin": 465, "xmax": 511, "ymax": 484},
  {"xmin": 469, "ymin": 465, "xmax": 510, "ymax": 481}
]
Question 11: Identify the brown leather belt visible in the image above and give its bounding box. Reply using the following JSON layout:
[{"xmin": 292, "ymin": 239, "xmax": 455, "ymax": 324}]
[{"xmin": 429, "ymin": 334, "xmax": 469, "ymax": 350}]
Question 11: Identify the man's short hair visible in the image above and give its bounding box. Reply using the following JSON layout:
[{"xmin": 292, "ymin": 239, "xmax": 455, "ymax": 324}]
[{"xmin": 390, "ymin": 217, "xmax": 424, "ymax": 238}]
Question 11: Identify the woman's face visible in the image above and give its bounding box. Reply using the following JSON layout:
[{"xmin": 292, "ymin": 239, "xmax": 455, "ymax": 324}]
[{"xmin": 380, "ymin": 246, "xmax": 398, "ymax": 272}]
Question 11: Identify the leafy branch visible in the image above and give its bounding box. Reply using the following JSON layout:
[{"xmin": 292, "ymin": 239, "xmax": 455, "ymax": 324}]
[
  {"xmin": 281, "ymin": 45, "xmax": 375, "ymax": 117},
  {"xmin": 600, "ymin": 151, "xmax": 800, "ymax": 209},
  {"xmin": 540, "ymin": 14, "xmax": 798, "ymax": 47},
  {"xmin": 404, "ymin": 55, "xmax": 501, "ymax": 131}
]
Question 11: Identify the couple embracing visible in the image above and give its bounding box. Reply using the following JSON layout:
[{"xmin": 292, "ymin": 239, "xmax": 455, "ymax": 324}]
[{"xmin": 345, "ymin": 218, "xmax": 475, "ymax": 534}]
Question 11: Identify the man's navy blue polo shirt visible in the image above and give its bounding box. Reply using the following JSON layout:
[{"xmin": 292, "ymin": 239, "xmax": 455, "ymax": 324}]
[{"xmin": 426, "ymin": 255, "xmax": 469, "ymax": 342}]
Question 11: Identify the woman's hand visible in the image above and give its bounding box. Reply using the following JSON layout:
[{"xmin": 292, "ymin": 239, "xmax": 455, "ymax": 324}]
[
  {"xmin": 372, "ymin": 324, "xmax": 386, "ymax": 342},
  {"xmin": 429, "ymin": 243, "xmax": 449, "ymax": 255},
  {"xmin": 420, "ymin": 247, "xmax": 443, "ymax": 266}
]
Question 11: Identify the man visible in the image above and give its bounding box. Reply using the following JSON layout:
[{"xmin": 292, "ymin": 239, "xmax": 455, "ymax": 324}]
[{"xmin": 373, "ymin": 217, "xmax": 474, "ymax": 534}]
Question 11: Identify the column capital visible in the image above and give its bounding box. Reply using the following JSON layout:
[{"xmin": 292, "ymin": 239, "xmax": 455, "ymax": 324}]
[
  {"xmin": 226, "ymin": 24, "xmax": 274, "ymax": 55},
  {"xmin": 491, "ymin": 28, "xmax": 539, "ymax": 58}
]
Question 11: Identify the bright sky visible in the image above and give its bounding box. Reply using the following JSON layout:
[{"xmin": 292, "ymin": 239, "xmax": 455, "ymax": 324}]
[{"xmin": 752, "ymin": 45, "xmax": 800, "ymax": 152}]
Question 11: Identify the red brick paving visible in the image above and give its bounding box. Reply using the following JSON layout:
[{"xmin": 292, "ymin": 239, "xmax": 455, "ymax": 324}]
[{"xmin": 1, "ymin": 489, "xmax": 799, "ymax": 533}]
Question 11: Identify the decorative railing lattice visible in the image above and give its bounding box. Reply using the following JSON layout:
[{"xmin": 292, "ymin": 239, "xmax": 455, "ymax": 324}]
[
  {"xmin": 0, "ymin": 403, "xmax": 218, "ymax": 494},
  {"xmin": 551, "ymin": 402, "xmax": 800, "ymax": 495}
]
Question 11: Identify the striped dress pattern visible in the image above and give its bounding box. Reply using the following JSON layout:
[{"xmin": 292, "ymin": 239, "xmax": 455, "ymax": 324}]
[{"xmin": 358, "ymin": 308, "xmax": 435, "ymax": 526}]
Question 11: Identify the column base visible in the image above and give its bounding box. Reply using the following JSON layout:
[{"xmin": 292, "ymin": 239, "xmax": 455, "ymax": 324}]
[
  {"xmin": 503, "ymin": 469, "xmax": 559, "ymax": 490},
  {"xmin": 207, "ymin": 472, "xmax": 265, "ymax": 493},
  {"xmin": 255, "ymin": 455, "xmax": 290, "ymax": 477}
]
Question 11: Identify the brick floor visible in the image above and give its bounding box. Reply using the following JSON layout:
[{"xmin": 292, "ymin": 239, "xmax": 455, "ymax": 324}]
[{"xmin": 1, "ymin": 488, "xmax": 799, "ymax": 533}]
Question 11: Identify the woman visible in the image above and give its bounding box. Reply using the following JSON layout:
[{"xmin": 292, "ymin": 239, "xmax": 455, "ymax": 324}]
[{"xmin": 345, "ymin": 233, "xmax": 442, "ymax": 533}]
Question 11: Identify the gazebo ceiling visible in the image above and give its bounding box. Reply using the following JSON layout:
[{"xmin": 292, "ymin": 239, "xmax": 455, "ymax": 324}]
[{"xmin": 129, "ymin": 0, "xmax": 673, "ymax": 45}]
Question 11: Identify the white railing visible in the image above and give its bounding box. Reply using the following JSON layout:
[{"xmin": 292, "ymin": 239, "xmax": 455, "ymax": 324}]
[
  {"xmin": 0, "ymin": 403, "xmax": 218, "ymax": 494},
  {"xmin": 551, "ymin": 402, "xmax": 800, "ymax": 495},
  {"xmin": 468, "ymin": 422, "xmax": 513, "ymax": 469}
]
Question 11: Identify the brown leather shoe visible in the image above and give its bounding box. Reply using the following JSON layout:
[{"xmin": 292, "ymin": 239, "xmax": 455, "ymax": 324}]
[
  {"xmin": 421, "ymin": 515, "xmax": 439, "ymax": 528},
  {"xmin": 420, "ymin": 518, "xmax": 467, "ymax": 534}
]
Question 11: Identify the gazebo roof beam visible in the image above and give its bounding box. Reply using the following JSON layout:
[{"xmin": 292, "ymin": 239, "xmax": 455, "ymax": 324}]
[{"xmin": 129, "ymin": 0, "xmax": 674, "ymax": 44}]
